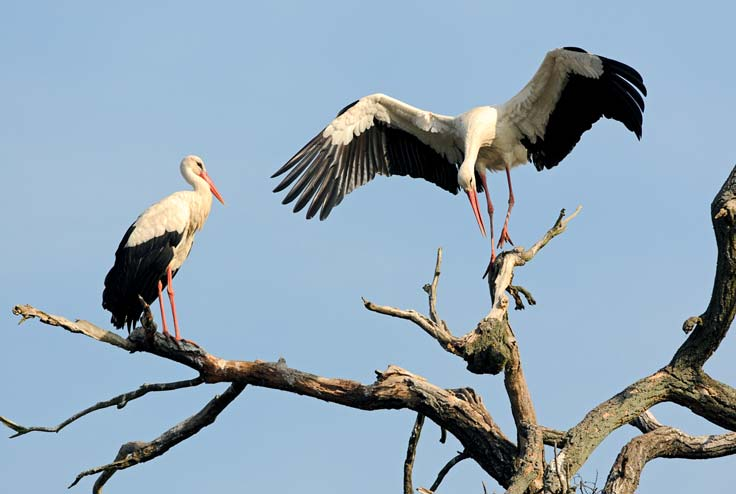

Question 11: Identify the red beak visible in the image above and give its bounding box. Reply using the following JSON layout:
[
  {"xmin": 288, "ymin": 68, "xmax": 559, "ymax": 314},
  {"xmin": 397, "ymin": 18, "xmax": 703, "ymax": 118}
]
[
  {"xmin": 466, "ymin": 190, "xmax": 486, "ymax": 237},
  {"xmin": 199, "ymin": 171, "xmax": 225, "ymax": 205}
]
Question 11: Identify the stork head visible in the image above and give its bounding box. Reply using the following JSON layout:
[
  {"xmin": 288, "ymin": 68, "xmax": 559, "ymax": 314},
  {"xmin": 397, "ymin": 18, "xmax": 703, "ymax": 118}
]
[
  {"xmin": 181, "ymin": 155, "xmax": 225, "ymax": 205},
  {"xmin": 458, "ymin": 165, "xmax": 486, "ymax": 237}
]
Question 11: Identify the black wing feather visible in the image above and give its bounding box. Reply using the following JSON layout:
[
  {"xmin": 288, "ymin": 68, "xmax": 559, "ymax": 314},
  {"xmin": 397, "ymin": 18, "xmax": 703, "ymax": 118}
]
[
  {"xmin": 272, "ymin": 110, "xmax": 461, "ymax": 220},
  {"xmin": 522, "ymin": 48, "xmax": 647, "ymax": 171}
]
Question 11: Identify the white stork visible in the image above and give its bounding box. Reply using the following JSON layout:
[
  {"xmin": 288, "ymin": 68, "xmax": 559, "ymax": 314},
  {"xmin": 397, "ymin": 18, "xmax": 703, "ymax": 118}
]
[
  {"xmin": 272, "ymin": 47, "xmax": 646, "ymax": 273},
  {"xmin": 102, "ymin": 155, "xmax": 225, "ymax": 341}
]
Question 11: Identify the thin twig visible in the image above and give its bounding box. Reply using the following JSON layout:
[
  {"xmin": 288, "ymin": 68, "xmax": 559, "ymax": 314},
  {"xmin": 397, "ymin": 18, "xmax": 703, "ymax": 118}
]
[
  {"xmin": 423, "ymin": 247, "xmax": 443, "ymax": 324},
  {"xmin": 522, "ymin": 206, "xmax": 582, "ymax": 261},
  {"xmin": 1, "ymin": 377, "xmax": 203, "ymax": 438},
  {"xmin": 404, "ymin": 413, "xmax": 426, "ymax": 494},
  {"xmin": 69, "ymin": 382, "xmax": 246, "ymax": 490},
  {"xmin": 428, "ymin": 451, "xmax": 470, "ymax": 492}
]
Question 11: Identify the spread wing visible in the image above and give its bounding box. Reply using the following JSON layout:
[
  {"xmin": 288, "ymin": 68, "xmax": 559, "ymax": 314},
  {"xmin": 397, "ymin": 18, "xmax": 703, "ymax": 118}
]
[
  {"xmin": 500, "ymin": 47, "xmax": 647, "ymax": 170},
  {"xmin": 271, "ymin": 93, "xmax": 464, "ymax": 220}
]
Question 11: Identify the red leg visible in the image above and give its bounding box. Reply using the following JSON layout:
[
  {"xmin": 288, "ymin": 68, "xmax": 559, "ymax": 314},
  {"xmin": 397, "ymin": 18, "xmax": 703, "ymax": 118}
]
[
  {"xmin": 479, "ymin": 172, "xmax": 497, "ymax": 279},
  {"xmin": 157, "ymin": 280, "xmax": 169, "ymax": 336},
  {"xmin": 166, "ymin": 267, "xmax": 181, "ymax": 341},
  {"xmin": 497, "ymin": 165, "xmax": 515, "ymax": 249}
]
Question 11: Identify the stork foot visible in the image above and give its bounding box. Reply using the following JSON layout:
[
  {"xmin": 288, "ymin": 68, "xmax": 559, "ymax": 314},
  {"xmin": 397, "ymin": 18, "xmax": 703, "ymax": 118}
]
[
  {"xmin": 497, "ymin": 224, "xmax": 514, "ymax": 249},
  {"xmin": 161, "ymin": 331, "xmax": 185, "ymax": 347}
]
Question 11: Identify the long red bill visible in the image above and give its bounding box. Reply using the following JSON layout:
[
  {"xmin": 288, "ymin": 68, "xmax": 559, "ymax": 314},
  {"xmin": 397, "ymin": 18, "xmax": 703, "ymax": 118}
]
[
  {"xmin": 466, "ymin": 190, "xmax": 486, "ymax": 237},
  {"xmin": 199, "ymin": 171, "xmax": 225, "ymax": 205}
]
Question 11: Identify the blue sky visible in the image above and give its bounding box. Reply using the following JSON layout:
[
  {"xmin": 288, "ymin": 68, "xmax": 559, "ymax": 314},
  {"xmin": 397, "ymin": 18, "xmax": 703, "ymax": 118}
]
[{"xmin": 2, "ymin": 1, "xmax": 735, "ymax": 492}]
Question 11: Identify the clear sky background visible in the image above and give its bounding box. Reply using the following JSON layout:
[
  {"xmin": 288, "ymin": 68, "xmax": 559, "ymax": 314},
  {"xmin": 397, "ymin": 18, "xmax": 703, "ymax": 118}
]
[{"xmin": 2, "ymin": 1, "xmax": 735, "ymax": 493}]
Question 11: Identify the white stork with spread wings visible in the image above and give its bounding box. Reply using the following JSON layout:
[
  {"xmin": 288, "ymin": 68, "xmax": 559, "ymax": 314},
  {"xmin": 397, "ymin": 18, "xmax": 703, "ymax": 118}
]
[{"xmin": 272, "ymin": 47, "xmax": 646, "ymax": 273}]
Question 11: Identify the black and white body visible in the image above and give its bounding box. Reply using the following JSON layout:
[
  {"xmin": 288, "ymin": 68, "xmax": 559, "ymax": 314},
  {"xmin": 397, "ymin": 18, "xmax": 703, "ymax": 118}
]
[
  {"xmin": 102, "ymin": 155, "xmax": 225, "ymax": 340},
  {"xmin": 272, "ymin": 47, "xmax": 646, "ymax": 272}
]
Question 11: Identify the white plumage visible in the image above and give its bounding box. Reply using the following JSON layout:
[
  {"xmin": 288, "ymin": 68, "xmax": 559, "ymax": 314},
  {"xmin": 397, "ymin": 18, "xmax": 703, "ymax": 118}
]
[
  {"xmin": 102, "ymin": 155, "xmax": 224, "ymax": 340},
  {"xmin": 272, "ymin": 47, "xmax": 646, "ymax": 269}
]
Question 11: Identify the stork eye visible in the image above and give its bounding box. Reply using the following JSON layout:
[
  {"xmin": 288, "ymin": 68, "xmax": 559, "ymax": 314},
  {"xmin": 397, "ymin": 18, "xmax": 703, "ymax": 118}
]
[{"xmin": 197, "ymin": 162, "xmax": 203, "ymax": 169}]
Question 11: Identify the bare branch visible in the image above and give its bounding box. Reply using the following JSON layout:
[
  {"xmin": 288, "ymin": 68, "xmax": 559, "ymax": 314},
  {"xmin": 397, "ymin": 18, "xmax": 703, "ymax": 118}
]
[
  {"xmin": 362, "ymin": 298, "xmax": 460, "ymax": 355},
  {"xmin": 603, "ymin": 427, "xmax": 736, "ymax": 494},
  {"xmin": 404, "ymin": 413, "xmax": 425, "ymax": 494},
  {"xmin": 1, "ymin": 377, "xmax": 203, "ymax": 438},
  {"xmin": 424, "ymin": 451, "xmax": 470, "ymax": 493},
  {"xmin": 422, "ymin": 247, "xmax": 443, "ymax": 324},
  {"xmin": 668, "ymin": 369, "xmax": 736, "ymax": 431},
  {"xmin": 523, "ymin": 206, "xmax": 582, "ymax": 260},
  {"xmin": 543, "ymin": 370, "xmax": 672, "ymax": 491},
  {"xmin": 69, "ymin": 382, "xmax": 246, "ymax": 491},
  {"xmin": 506, "ymin": 284, "xmax": 536, "ymax": 311},
  {"xmin": 671, "ymin": 166, "xmax": 736, "ymax": 368},
  {"xmin": 12, "ymin": 304, "xmax": 135, "ymax": 351},
  {"xmin": 487, "ymin": 206, "xmax": 582, "ymax": 319}
]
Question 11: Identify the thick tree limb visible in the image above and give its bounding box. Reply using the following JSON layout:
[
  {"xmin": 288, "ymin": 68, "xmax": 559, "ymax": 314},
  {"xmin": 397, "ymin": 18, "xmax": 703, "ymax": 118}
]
[
  {"xmin": 0, "ymin": 377, "xmax": 203, "ymax": 438},
  {"xmin": 671, "ymin": 165, "xmax": 736, "ymax": 368},
  {"xmin": 603, "ymin": 426, "xmax": 736, "ymax": 494},
  {"xmin": 70, "ymin": 382, "xmax": 246, "ymax": 491},
  {"xmin": 667, "ymin": 369, "xmax": 736, "ymax": 431},
  {"xmin": 505, "ymin": 422, "xmax": 544, "ymax": 494}
]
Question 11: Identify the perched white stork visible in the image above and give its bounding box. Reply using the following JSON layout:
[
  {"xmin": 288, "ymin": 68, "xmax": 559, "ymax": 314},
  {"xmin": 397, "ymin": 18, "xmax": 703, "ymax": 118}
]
[
  {"xmin": 102, "ymin": 155, "xmax": 225, "ymax": 341},
  {"xmin": 272, "ymin": 47, "xmax": 646, "ymax": 273}
]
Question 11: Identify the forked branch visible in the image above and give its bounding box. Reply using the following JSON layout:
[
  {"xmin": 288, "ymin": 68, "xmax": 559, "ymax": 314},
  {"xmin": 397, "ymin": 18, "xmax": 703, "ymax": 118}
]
[{"xmin": 71, "ymin": 382, "xmax": 246, "ymax": 492}]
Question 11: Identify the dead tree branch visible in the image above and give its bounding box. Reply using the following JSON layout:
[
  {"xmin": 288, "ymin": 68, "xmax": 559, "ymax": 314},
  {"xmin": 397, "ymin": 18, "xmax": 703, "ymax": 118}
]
[
  {"xmin": 603, "ymin": 425, "xmax": 736, "ymax": 494},
  {"xmin": 404, "ymin": 413, "xmax": 426, "ymax": 494},
  {"xmin": 0, "ymin": 377, "xmax": 203, "ymax": 438},
  {"xmin": 70, "ymin": 382, "xmax": 246, "ymax": 492}
]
